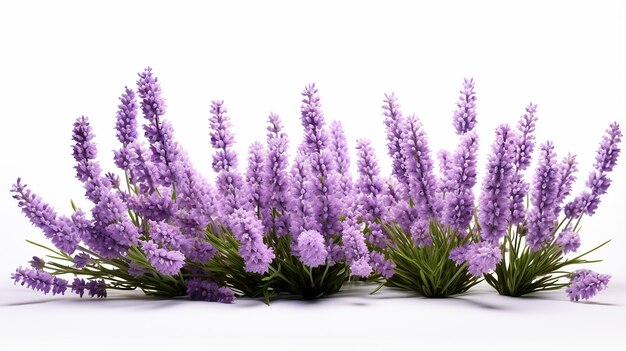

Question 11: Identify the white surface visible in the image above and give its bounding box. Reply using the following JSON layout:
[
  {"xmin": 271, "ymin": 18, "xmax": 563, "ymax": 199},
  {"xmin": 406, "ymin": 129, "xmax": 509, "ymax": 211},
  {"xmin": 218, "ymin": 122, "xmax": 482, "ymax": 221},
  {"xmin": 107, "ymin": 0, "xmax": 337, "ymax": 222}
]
[{"xmin": 0, "ymin": 1, "xmax": 625, "ymax": 350}]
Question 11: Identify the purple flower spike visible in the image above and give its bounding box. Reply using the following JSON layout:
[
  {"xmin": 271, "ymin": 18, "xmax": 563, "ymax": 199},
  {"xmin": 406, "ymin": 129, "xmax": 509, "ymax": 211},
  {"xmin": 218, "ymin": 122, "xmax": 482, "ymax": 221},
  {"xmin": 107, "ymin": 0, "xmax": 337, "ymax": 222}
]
[
  {"xmin": 186, "ymin": 279, "xmax": 234, "ymax": 303},
  {"xmin": 73, "ymin": 253, "xmax": 92, "ymax": 268},
  {"xmin": 300, "ymin": 84, "xmax": 341, "ymax": 237},
  {"xmin": 115, "ymin": 87, "xmax": 138, "ymax": 147},
  {"xmin": 514, "ymin": 103, "xmax": 538, "ymax": 170},
  {"xmin": 554, "ymin": 154, "xmax": 578, "ymax": 217},
  {"xmin": 296, "ymin": 230, "xmax": 328, "ymax": 267},
  {"xmin": 245, "ymin": 141, "xmax": 265, "ymax": 212},
  {"xmin": 341, "ymin": 222, "xmax": 371, "ymax": 277},
  {"xmin": 72, "ymin": 116, "xmax": 110, "ymax": 202},
  {"xmin": 565, "ymin": 123, "xmax": 622, "ymax": 218},
  {"xmin": 28, "ymin": 256, "xmax": 45, "ymax": 270},
  {"xmin": 410, "ymin": 219, "xmax": 432, "ymax": 247},
  {"xmin": 11, "ymin": 267, "xmax": 68, "ymax": 296},
  {"xmin": 402, "ymin": 115, "xmax": 441, "ymax": 220},
  {"xmin": 141, "ymin": 240, "xmax": 185, "ymax": 276},
  {"xmin": 556, "ymin": 228, "xmax": 581, "ymax": 254},
  {"xmin": 262, "ymin": 113, "xmax": 291, "ymax": 236},
  {"xmin": 11, "ymin": 179, "xmax": 80, "ymax": 254},
  {"xmin": 527, "ymin": 142, "xmax": 560, "ymax": 251},
  {"xmin": 289, "ymin": 151, "xmax": 315, "ymax": 236},
  {"xmin": 369, "ymin": 251, "xmax": 395, "ymax": 279},
  {"xmin": 229, "ymin": 209, "xmax": 275, "ymax": 274},
  {"xmin": 71, "ymin": 278, "xmax": 107, "ymax": 298},
  {"xmin": 137, "ymin": 67, "xmax": 166, "ymax": 120},
  {"xmin": 478, "ymin": 124, "xmax": 517, "ymax": 242},
  {"xmin": 210, "ymin": 100, "xmax": 248, "ymax": 215},
  {"xmin": 355, "ymin": 139, "xmax": 388, "ymax": 247},
  {"xmin": 452, "ymin": 78, "xmax": 477, "ymax": 135},
  {"xmin": 442, "ymin": 131, "xmax": 479, "ymax": 235},
  {"xmin": 566, "ymin": 269, "xmax": 610, "ymax": 301},
  {"xmin": 329, "ymin": 120, "xmax": 353, "ymax": 198},
  {"xmin": 350, "ymin": 257, "xmax": 373, "ymax": 278},
  {"xmin": 383, "ymin": 93, "xmax": 409, "ymax": 190}
]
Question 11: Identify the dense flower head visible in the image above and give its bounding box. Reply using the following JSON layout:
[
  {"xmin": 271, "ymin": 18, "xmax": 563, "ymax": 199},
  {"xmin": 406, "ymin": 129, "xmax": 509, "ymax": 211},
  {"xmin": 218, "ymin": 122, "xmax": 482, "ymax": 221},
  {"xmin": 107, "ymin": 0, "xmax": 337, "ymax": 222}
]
[
  {"xmin": 210, "ymin": 100, "xmax": 238, "ymax": 172},
  {"xmin": 442, "ymin": 131, "xmax": 479, "ymax": 235},
  {"xmin": 566, "ymin": 269, "xmax": 610, "ymax": 301},
  {"xmin": 329, "ymin": 120, "xmax": 353, "ymax": 197},
  {"xmin": 296, "ymin": 230, "xmax": 328, "ymax": 267},
  {"xmin": 402, "ymin": 115, "xmax": 441, "ymax": 220},
  {"xmin": 478, "ymin": 124, "xmax": 517, "ymax": 242},
  {"xmin": 141, "ymin": 240, "xmax": 185, "ymax": 276},
  {"xmin": 565, "ymin": 123, "xmax": 622, "ymax": 218},
  {"xmin": 115, "ymin": 87, "xmax": 138, "ymax": 146},
  {"xmin": 341, "ymin": 221, "xmax": 371, "ymax": 277},
  {"xmin": 137, "ymin": 67, "xmax": 166, "ymax": 120},
  {"xmin": 186, "ymin": 279, "xmax": 235, "ymax": 303},
  {"xmin": 229, "ymin": 209, "xmax": 275, "ymax": 274},
  {"xmin": 262, "ymin": 113, "xmax": 291, "ymax": 236},
  {"xmin": 29, "ymin": 256, "xmax": 45, "ymax": 270},
  {"xmin": 11, "ymin": 267, "xmax": 68, "ymax": 295},
  {"xmin": 410, "ymin": 219, "xmax": 432, "ymax": 248},
  {"xmin": 355, "ymin": 139, "xmax": 388, "ymax": 247},
  {"xmin": 300, "ymin": 83, "xmax": 328, "ymax": 154},
  {"xmin": 11, "ymin": 179, "xmax": 80, "ymax": 254},
  {"xmin": 556, "ymin": 228, "xmax": 581, "ymax": 255},
  {"xmin": 72, "ymin": 116, "xmax": 110, "ymax": 202},
  {"xmin": 73, "ymin": 253, "xmax": 92, "ymax": 269},
  {"xmin": 350, "ymin": 257, "xmax": 373, "ymax": 277},
  {"xmin": 452, "ymin": 78, "xmax": 477, "ymax": 135},
  {"xmin": 288, "ymin": 151, "xmax": 315, "ymax": 235},
  {"xmin": 383, "ymin": 93, "xmax": 409, "ymax": 189},
  {"xmin": 451, "ymin": 242, "xmax": 502, "ymax": 277},
  {"xmin": 369, "ymin": 251, "xmax": 395, "ymax": 279},
  {"xmin": 527, "ymin": 142, "xmax": 560, "ymax": 251},
  {"xmin": 132, "ymin": 190, "xmax": 177, "ymax": 222},
  {"xmin": 554, "ymin": 154, "xmax": 578, "ymax": 217},
  {"xmin": 246, "ymin": 141, "xmax": 265, "ymax": 211}
]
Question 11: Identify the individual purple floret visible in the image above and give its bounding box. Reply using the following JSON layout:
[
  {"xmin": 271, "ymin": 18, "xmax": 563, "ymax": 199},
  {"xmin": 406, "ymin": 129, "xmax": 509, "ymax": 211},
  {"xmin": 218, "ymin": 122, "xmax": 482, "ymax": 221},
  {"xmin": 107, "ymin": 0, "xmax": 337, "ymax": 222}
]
[
  {"xmin": 527, "ymin": 142, "xmax": 560, "ymax": 251},
  {"xmin": 261, "ymin": 113, "xmax": 291, "ymax": 236},
  {"xmin": 28, "ymin": 256, "xmax": 45, "ymax": 270},
  {"xmin": 442, "ymin": 131, "xmax": 479, "ymax": 235},
  {"xmin": 329, "ymin": 120, "xmax": 353, "ymax": 198},
  {"xmin": 300, "ymin": 84, "xmax": 341, "ymax": 237},
  {"xmin": 73, "ymin": 253, "xmax": 92, "ymax": 268},
  {"xmin": 556, "ymin": 228, "xmax": 581, "ymax": 254},
  {"xmin": 246, "ymin": 141, "xmax": 265, "ymax": 213},
  {"xmin": 478, "ymin": 124, "xmax": 517, "ymax": 242},
  {"xmin": 383, "ymin": 93, "xmax": 409, "ymax": 190},
  {"xmin": 369, "ymin": 251, "xmax": 395, "ymax": 279},
  {"xmin": 296, "ymin": 230, "xmax": 328, "ymax": 267},
  {"xmin": 210, "ymin": 100, "xmax": 248, "ymax": 215},
  {"xmin": 11, "ymin": 179, "xmax": 80, "ymax": 254},
  {"xmin": 565, "ymin": 123, "xmax": 622, "ymax": 218},
  {"xmin": 402, "ymin": 115, "xmax": 441, "ymax": 220},
  {"xmin": 141, "ymin": 240, "xmax": 185, "ymax": 276},
  {"xmin": 229, "ymin": 209, "xmax": 275, "ymax": 274},
  {"xmin": 452, "ymin": 78, "xmax": 477, "ymax": 135},
  {"xmin": 11, "ymin": 267, "xmax": 68, "ymax": 295},
  {"xmin": 566, "ymin": 269, "xmax": 610, "ymax": 301},
  {"xmin": 186, "ymin": 279, "xmax": 235, "ymax": 303}
]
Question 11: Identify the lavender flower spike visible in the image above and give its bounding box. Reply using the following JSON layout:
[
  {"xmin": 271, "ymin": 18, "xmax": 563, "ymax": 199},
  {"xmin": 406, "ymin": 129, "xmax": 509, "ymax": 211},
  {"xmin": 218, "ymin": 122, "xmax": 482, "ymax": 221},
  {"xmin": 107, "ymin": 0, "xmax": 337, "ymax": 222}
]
[
  {"xmin": 565, "ymin": 123, "xmax": 622, "ymax": 218},
  {"xmin": 262, "ymin": 113, "xmax": 291, "ymax": 236},
  {"xmin": 401, "ymin": 115, "xmax": 441, "ymax": 220},
  {"xmin": 329, "ymin": 120, "xmax": 353, "ymax": 198},
  {"xmin": 72, "ymin": 116, "xmax": 110, "ymax": 202},
  {"xmin": 11, "ymin": 267, "xmax": 68, "ymax": 296},
  {"xmin": 11, "ymin": 179, "xmax": 80, "ymax": 254},
  {"xmin": 341, "ymin": 221, "xmax": 372, "ymax": 278},
  {"xmin": 509, "ymin": 103, "xmax": 538, "ymax": 224},
  {"xmin": 465, "ymin": 241, "xmax": 502, "ymax": 277},
  {"xmin": 382, "ymin": 93, "xmax": 409, "ymax": 190},
  {"xmin": 442, "ymin": 131, "xmax": 479, "ymax": 235},
  {"xmin": 478, "ymin": 124, "xmax": 517, "ymax": 242},
  {"xmin": 556, "ymin": 227, "xmax": 581, "ymax": 254},
  {"xmin": 113, "ymin": 87, "xmax": 139, "ymax": 172},
  {"xmin": 186, "ymin": 279, "xmax": 235, "ymax": 303},
  {"xmin": 527, "ymin": 142, "xmax": 560, "ymax": 251},
  {"xmin": 452, "ymin": 78, "xmax": 477, "ymax": 135},
  {"xmin": 553, "ymin": 154, "xmax": 578, "ymax": 217},
  {"xmin": 355, "ymin": 139, "xmax": 387, "ymax": 247},
  {"xmin": 566, "ymin": 269, "xmax": 610, "ymax": 301},
  {"xmin": 141, "ymin": 241, "xmax": 185, "ymax": 276},
  {"xmin": 245, "ymin": 141, "xmax": 265, "ymax": 213}
]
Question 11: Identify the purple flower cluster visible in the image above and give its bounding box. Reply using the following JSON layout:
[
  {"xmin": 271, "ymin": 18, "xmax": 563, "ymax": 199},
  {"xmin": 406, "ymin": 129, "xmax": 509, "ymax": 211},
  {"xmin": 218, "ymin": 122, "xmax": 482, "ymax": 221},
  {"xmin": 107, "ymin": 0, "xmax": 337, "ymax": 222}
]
[
  {"xmin": 141, "ymin": 240, "xmax": 185, "ymax": 276},
  {"xmin": 452, "ymin": 78, "xmax": 477, "ymax": 135},
  {"xmin": 186, "ymin": 279, "xmax": 234, "ymax": 303},
  {"xmin": 296, "ymin": 230, "xmax": 328, "ymax": 267},
  {"xmin": 229, "ymin": 209, "xmax": 275, "ymax": 274},
  {"xmin": 566, "ymin": 269, "xmax": 610, "ymax": 301},
  {"xmin": 509, "ymin": 104, "xmax": 538, "ymax": 224},
  {"xmin": 262, "ymin": 114, "xmax": 291, "ymax": 236},
  {"xmin": 12, "ymin": 267, "xmax": 68, "ymax": 295},
  {"xmin": 449, "ymin": 241, "xmax": 502, "ymax": 277}
]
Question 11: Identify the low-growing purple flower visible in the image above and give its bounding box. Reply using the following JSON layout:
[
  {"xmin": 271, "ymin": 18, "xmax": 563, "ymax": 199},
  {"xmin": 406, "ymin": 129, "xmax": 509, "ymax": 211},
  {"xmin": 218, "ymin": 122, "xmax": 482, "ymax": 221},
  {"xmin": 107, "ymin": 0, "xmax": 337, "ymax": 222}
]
[
  {"xmin": 566, "ymin": 269, "xmax": 610, "ymax": 301},
  {"xmin": 296, "ymin": 230, "xmax": 328, "ymax": 267},
  {"xmin": 350, "ymin": 257, "xmax": 373, "ymax": 277},
  {"xmin": 410, "ymin": 219, "xmax": 432, "ymax": 248},
  {"xmin": 186, "ymin": 279, "xmax": 234, "ymax": 303},
  {"xmin": 229, "ymin": 209, "xmax": 275, "ymax": 274},
  {"xmin": 70, "ymin": 278, "xmax": 106, "ymax": 298},
  {"xmin": 465, "ymin": 241, "xmax": 502, "ymax": 277},
  {"xmin": 369, "ymin": 251, "xmax": 395, "ymax": 279},
  {"xmin": 11, "ymin": 267, "xmax": 68, "ymax": 295},
  {"xmin": 341, "ymin": 221, "xmax": 371, "ymax": 277}
]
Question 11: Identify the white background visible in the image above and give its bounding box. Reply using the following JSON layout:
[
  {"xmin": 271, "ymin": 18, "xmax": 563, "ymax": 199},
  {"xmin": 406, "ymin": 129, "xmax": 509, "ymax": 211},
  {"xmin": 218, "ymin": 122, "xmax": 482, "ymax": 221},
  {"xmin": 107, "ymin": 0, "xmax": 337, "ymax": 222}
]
[{"xmin": 1, "ymin": 1, "xmax": 625, "ymax": 350}]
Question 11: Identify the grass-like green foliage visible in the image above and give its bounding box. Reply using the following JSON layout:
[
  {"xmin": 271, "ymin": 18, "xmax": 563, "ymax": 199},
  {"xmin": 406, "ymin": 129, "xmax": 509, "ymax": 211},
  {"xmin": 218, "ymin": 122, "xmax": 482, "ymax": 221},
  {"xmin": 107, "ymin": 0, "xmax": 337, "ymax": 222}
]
[
  {"xmin": 380, "ymin": 220, "xmax": 480, "ymax": 298},
  {"xmin": 28, "ymin": 240, "xmax": 188, "ymax": 297},
  {"xmin": 203, "ymin": 222, "xmax": 348, "ymax": 303},
  {"xmin": 484, "ymin": 219, "xmax": 609, "ymax": 297}
]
